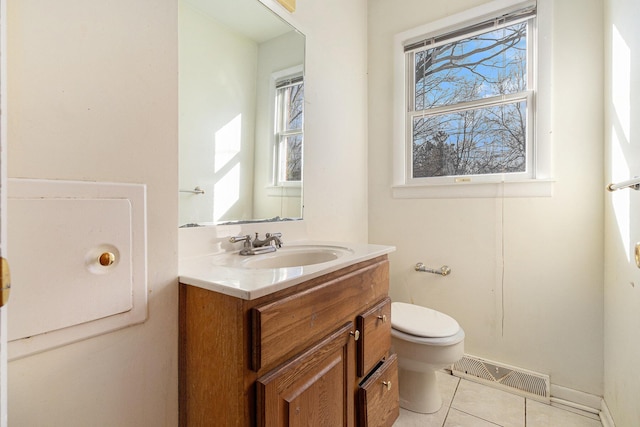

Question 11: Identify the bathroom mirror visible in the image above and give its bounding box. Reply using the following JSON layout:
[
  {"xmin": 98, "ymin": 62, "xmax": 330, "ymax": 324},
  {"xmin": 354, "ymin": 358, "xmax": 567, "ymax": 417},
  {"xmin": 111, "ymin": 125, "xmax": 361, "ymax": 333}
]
[{"xmin": 179, "ymin": 0, "xmax": 305, "ymax": 226}]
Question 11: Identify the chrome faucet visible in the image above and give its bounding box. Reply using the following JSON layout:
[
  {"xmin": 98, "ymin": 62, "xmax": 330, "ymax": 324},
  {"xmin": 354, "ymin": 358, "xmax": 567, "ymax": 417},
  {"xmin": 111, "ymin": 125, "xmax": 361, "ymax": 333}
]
[
  {"xmin": 252, "ymin": 232, "xmax": 283, "ymax": 248},
  {"xmin": 228, "ymin": 232, "xmax": 283, "ymax": 256}
]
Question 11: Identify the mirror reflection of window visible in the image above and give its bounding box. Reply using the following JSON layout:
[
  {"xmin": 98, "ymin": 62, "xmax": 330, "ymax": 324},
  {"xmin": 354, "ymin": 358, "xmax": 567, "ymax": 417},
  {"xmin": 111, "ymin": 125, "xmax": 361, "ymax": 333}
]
[
  {"xmin": 178, "ymin": 0, "xmax": 305, "ymax": 226},
  {"xmin": 275, "ymin": 75, "xmax": 304, "ymax": 185}
]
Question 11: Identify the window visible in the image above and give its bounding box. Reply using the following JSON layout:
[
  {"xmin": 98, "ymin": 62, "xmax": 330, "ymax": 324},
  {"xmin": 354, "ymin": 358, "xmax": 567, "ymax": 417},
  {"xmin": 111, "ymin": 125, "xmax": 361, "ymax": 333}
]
[
  {"xmin": 393, "ymin": 1, "xmax": 552, "ymax": 198},
  {"xmin": 274, "ymin": 75, "xmax": 304, "ymax": 185}
]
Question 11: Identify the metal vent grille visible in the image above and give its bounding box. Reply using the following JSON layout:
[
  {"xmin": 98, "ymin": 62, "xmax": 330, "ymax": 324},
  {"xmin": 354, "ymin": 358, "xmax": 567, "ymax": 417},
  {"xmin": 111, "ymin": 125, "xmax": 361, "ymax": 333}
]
[{"xmin": 452, "ymin": 355, "xmax": 550, "ymax": 403}]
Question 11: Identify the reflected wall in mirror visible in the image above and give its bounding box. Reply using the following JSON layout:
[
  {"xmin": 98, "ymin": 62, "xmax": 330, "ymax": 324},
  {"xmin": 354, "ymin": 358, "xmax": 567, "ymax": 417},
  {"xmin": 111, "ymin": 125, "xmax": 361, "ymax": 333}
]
[{"xmin": 179, "ymin": 0, "xmax": 305, "ymax": 226}]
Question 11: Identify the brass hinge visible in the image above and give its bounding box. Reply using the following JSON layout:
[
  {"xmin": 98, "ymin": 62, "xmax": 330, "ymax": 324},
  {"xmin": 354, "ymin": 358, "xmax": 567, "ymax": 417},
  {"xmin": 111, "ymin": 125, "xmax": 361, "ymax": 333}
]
[{"xmin": 0, "ymin": 257, "xmax": 11, "ymax": 307}]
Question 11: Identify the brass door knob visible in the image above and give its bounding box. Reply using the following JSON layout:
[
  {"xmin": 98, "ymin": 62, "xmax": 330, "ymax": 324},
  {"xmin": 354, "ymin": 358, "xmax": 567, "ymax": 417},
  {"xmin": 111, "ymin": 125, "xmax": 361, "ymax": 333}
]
[{"xmin": 99, "ymin": 252, "xmax": 115, "ymax": 266}]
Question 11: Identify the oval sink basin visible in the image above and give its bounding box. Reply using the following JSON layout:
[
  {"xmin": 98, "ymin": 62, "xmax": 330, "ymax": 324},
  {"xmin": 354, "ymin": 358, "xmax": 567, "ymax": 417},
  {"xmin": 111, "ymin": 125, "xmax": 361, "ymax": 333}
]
[{"xmin": 240, "ymin": 245, "xmax": 353, "ymax": 269}]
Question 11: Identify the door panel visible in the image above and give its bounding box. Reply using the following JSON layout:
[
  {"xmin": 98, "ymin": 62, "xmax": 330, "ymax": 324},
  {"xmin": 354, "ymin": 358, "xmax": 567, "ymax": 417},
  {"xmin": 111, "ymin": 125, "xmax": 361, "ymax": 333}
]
[
  {"xmin": 257, "ymin": 322, "xmax": 355, "ymax": 427},
  {"xmin": 0, "ymin": 0, "xmax": 8, "ymax": 423}
]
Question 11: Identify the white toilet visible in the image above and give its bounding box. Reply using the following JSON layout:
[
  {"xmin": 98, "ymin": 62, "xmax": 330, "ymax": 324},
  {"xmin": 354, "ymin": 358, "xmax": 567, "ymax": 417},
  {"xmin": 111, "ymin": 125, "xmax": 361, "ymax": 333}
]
[{"xmin": 391, "ymin": 302, "xmax": 465, "ymax": 414}]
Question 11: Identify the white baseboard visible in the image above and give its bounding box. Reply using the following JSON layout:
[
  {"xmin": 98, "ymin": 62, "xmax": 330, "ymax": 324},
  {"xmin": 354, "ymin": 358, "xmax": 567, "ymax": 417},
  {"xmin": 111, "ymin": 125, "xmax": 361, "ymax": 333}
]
[
  {"xmin": 550, "ymin": 384, "xmax": 602, "ymax": 412},
  {"xmin": 600, "ymin": 399, "xmax": 616, "ymax": 427},
  {"xmin": 550, "ymin": 384, "xmax": 617, "ymax": 426}
]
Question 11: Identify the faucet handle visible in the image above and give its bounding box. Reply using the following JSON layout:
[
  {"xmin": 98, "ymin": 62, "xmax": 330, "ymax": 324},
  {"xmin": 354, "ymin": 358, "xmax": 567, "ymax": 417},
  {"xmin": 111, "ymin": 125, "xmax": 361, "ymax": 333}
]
[
  {"xmin": 266, "ymin": 232, "xmax": 283, "ymax": 248},
  {"xmin": 229, "ymin": 235, "xmax": 251, "ymax": 247}
]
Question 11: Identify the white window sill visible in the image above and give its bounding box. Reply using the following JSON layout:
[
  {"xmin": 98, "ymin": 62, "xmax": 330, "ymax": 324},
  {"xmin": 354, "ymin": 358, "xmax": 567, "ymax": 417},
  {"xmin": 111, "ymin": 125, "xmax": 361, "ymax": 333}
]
[
  {"xmin": 266, "ymin": 185, "xmax": 302, "ymax": 197},
  {"xmin": 392, "ymin": 179, "xmax": 554, "ymax": 199}
]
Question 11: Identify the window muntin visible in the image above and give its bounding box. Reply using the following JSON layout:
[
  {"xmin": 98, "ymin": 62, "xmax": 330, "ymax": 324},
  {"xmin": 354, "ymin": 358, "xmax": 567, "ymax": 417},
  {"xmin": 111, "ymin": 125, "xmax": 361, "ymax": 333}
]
[
  {"xmin": 406, "ymin": 17, "xmax": 534, "ymax": 182},
  {"xmin": 275, "ymin": 77, "xmax": 303, "ymax": 185}
]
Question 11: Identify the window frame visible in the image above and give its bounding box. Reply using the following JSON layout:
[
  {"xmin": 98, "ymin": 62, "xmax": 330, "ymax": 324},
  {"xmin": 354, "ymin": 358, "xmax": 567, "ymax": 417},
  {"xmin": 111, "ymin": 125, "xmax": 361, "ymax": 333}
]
[
  {"xmin": 392, "ymin": 0, "xmax": 553, "ymax": 198},
  {"xmin": 269, "ymin": 66, "xmax": 304, "ymax": 193}
]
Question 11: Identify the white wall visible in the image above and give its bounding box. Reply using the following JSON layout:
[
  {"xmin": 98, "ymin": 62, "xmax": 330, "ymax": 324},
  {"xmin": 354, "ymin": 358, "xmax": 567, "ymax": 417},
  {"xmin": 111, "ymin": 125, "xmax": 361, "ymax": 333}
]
[
  {"xmin": 7, "ymin": 0, "xmax": 369, "ymax": 425},
  {"xmin": 368, "ymin": 0, "xmax": 605, "ymax": 396},
  {"xmin": 179, "ymin": 1, "xmax": 257, "ymax": 225},
  {"xmin": 604, "ymin": 0, "xmax": 640, "ymax": 424},
  {"xmin": 283, "ymin": 0, "xmax": 369, "ymax": 242},
  {"xmin": 6, "ymin": 1, "xmax": 178, "ymax": 426}
]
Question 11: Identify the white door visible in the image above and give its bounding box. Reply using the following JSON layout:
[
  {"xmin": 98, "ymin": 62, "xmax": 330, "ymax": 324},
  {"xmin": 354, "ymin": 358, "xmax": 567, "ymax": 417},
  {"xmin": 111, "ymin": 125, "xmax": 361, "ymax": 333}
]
[{"xmin": 0, "ymin": 0, "xmax": 9, "ymax": 424}]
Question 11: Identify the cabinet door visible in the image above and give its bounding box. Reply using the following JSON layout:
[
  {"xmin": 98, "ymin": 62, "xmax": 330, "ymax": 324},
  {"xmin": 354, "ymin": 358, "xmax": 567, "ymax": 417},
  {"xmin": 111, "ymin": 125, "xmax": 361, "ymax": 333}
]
[
  {"xmin": 357, "ymin": 354, "xmax": 399, "ymax": 427},
  {"xmin": 256, "ymin": 323, "xmax": 356, "ymax": 427}
]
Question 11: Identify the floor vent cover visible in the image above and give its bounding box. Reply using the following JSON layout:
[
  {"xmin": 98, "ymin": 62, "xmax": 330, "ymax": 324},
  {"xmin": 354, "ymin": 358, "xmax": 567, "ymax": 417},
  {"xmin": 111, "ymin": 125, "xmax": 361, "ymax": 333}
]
[{"xmin": 452, "ymin": 355, "xmax": 550, "ymax": 403}]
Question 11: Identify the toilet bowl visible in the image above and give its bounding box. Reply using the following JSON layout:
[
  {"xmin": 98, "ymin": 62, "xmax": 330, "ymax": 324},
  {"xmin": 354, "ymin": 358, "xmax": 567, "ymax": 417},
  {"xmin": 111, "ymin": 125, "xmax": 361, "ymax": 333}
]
[{"xmin": 391, "ymin": 302, "xmax": 465, "ymax": 414}]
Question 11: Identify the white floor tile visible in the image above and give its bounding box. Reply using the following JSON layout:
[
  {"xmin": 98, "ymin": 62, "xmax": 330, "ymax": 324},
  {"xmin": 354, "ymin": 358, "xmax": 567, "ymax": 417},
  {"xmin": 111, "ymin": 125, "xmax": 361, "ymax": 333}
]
[
  {"xmin": 526, "ymin": 400, "xmax": 603, "ymax": 427},
  {"xmin": 444, "ymin": 408, "xmax": 502, "ymax": 427},
  {"xmin": 450, "ymin": 380, "xmax": 525, "ymax": 427},
  {"xmin": 392, "ymin": 372, "xmax": 603, "ymax": 427}
]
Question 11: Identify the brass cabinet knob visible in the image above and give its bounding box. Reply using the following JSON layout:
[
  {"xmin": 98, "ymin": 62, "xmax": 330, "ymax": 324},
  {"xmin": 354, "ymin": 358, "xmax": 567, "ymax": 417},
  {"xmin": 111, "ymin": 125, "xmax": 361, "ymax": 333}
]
[
  {"xmin": 382, "ymin": 380, "xmax": 392, "ymax": 391},
  {"xmin": 350, "ymin": 330, "xmax": 360, "ymax": 341},
  {"xmin": 377, "ymin": 314, "xmax": 387, "ymax": 323},
  {"xmin": 99, "ymin": 252, "xmax": 115, "ymax": 266}
]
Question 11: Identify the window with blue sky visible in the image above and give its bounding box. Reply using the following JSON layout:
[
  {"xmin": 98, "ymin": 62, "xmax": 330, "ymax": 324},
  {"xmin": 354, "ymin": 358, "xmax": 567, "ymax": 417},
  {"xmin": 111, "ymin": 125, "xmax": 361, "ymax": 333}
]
[{"xmin": 406, "ymin": 16, "xmax": 534, "ymax": 180}]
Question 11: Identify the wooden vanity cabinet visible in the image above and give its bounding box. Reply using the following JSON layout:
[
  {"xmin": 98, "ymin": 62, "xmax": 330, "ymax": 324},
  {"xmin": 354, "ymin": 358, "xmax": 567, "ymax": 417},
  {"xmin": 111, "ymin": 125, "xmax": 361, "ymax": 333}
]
[{"xmin": 179, "ymin": 255, "xmax": 399, "ymax": 426}]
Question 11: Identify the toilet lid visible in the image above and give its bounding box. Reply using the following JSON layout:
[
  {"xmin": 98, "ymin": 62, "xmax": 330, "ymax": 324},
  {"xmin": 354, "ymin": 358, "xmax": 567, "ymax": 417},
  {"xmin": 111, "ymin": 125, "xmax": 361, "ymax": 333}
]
[{"xmin": 391, "ymin": 302, "xmax": 460, "ymax": 338}]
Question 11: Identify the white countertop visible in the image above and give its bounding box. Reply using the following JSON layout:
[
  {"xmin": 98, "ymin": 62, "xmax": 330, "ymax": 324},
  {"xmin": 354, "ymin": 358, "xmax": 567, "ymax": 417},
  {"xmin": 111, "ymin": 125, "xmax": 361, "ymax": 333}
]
[{"xmin": 178, "ymin": 241, "xmax": 395, "ymax": 300}]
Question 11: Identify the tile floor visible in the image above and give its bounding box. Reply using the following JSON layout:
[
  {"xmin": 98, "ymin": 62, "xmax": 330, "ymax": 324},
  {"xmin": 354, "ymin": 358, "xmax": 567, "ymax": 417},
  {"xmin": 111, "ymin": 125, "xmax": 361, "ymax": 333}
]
[{"xmin": 393, "ymin": 372, "xmax": 603, "ymax": 427}]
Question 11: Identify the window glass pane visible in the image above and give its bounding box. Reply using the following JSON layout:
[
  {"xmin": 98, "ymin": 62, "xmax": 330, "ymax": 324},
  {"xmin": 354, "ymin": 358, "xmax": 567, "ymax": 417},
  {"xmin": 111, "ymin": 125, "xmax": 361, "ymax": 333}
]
[
  {"xmin": 412, "ymin": 101, "xmax": 526, "ymax": 178},
  {"xmin": 285, "ymin": 83, "xmax": 304, "ymax": 131},
  {"xmin": 281, "ymin": 134, "xmax": 302, "ymax": 181},
  {"xmin": 415, "ymin": 22, "xmax": 527, "ymax": 111},
  {"xmin": 275, "ymin": 78, "xmax": 303, "ymax": 184}
]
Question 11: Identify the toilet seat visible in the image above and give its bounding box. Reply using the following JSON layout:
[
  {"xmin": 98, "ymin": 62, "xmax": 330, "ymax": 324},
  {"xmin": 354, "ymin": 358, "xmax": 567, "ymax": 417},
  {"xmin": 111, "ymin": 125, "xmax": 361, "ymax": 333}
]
[
  {"xmin": 391, "ymin": 302, "xmax": 460, "ymax": 338},
  {"xmin": 391, "ymin": 326, "xmax": 465, "ymax": 346}
]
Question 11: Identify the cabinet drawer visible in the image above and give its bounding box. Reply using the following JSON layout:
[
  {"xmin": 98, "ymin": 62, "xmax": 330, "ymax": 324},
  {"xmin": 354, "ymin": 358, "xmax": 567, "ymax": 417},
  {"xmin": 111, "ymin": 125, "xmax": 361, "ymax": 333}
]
[
  {"xmin": 251, "ymin": 258, "xmax": 389, "ymax": 371},
  {"xmin": 356, "ymin": 297, "xmax": 391, "ymax": 377},
  {"xmin": 358, "ymin": 354, "xmax": 399, "ymax": 427}
]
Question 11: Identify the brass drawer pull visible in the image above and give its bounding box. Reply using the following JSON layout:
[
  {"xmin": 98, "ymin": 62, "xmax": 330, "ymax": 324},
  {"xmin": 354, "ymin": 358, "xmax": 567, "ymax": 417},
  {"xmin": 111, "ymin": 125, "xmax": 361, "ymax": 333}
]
[
  {"xmin": 377, "ymin": 314, "xmax": 387, "ymax": 323},
  {"xmin": 382, "ymin": 380, "xmax": 392, "ymax": 391},
  {"xmin": 350, "ymin": 330, "xmax": 360, "ymax": 341}
]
